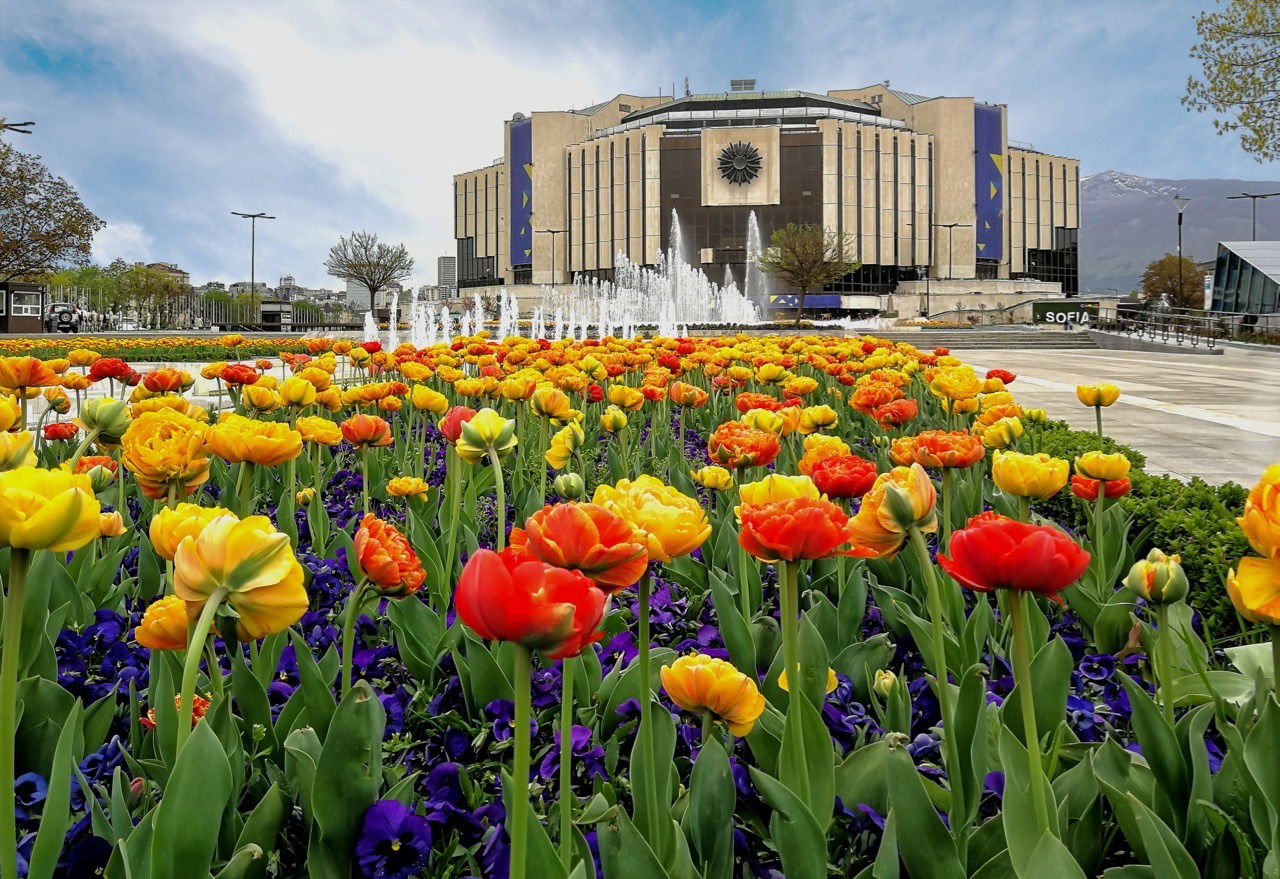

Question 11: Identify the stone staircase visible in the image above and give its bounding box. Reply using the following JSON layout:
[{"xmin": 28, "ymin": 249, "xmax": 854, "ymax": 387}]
[{"xmin": 874, "ymin": 327, "xmax": 1099, "ymax": 350}]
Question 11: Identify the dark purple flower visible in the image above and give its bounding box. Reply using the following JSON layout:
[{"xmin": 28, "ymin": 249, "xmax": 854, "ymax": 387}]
[
  {"xmin": 1078, "ymin": 654, "xmax": 1115, "ymax": 681},
  {"xmin": 355, "ymin": 800, "xmax": 432, "ymax": 879},
  {"xmin": 14, "ymin": 772, "xmax": 46, "ymax": 821}
]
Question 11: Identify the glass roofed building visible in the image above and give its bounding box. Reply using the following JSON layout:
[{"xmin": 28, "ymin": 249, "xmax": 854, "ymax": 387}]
[
  {"xmin": 1210, "ymin": 241, "xmax": 1280, "ymax": 314},
  {"xmin": 453, "ymin": 82, "xmax": 1081, "ymax": 315}
]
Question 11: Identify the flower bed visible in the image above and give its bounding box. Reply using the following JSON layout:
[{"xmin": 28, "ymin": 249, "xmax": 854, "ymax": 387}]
[{"xmin": 0, "ymin": 335, "xmax": 1275, "ymax": 879}]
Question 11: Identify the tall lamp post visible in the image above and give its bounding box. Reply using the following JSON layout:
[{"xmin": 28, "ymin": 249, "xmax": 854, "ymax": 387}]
[
  {"xmin": 231, "ymin": 211, "xmax": 275, "ymax": 321},
  {"xmin": 1173, "ymin": 196, "xmax": 1190, "ymax": 309},
  {"xmin": 1226, "ymin": 191, "xmax": 1280, "ymax": 241},
  {"xmin": 936, "ymin": 222, "xmax": 972, "ymax": 281},
  {"xmin": 534, "ymin": 228, "xmax": 567, "ymax": 286}
]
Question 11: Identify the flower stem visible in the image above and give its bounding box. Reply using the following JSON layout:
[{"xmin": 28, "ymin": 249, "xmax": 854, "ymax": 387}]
[
  {"xmin": 67, "ymin": 427, "xmax": 101, "ymax": 471},
  {"xmin": 538, "ymin": 419, "xmax": 549, "ymax": 510},
  {"xmin": 360, "ymin": 448, "xmax": 371, "ymax": 515},
  {"xmin": 0, "ymin": 549, "xmax": 30, "ymax": 879},
  {"xmin": 488, "ymin": 447, "xmax": 506, "ymax": 551},
  {"xmin": 340, "ymin": 581, "xmax": 368, "ymax": 697},
  {"xmin": 778, "ymin": 560, "xmax": 800, "ymax": 701},
  {"xmin": 1155, "ymin": 603, "xmax": 1177, "ymax": 725},
  {"xmin": 510, "ymin": 644, "xmax": 533, "ymax": 879},
  {"xmin": 941, "ymin": 468, "xmax": 954, "ymax": 550},
  {"xmin": 176, "ymin": 588, "xmax": 226, "ymax": 755},
  {"xmin": 701, "ymin": 711, "xmax": 714, "ymax": 748},
  {"xmin": 1008, "ymin": 590, "xmax": 1053, "ymax": 837},
  {"xmin": 443, "ymin": 449, "xmax": 462, "ymax": 583},
  {"xmin": 1092, "ymin": 490, "xmax": 1105, "ymax": 571},
  {"xmin": 637, "ymin": 572, "xmax": 652, "ymax": 726},
  {"xmin": 1094, "ymin": 405, "xmax": 1104, "ymax": 450},
  {"xmin": 907, "ymin": 525, "xmax": 950, "ymax": 718},
  {"xmin": 737, "ymin": 543, "xmax": 753, "ymax": 622},
  {"xmin": 558, "ymin": 656, "xmax": 576, "ymax": 869}
]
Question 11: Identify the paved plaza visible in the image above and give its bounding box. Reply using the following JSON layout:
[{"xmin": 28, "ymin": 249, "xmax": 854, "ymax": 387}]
[{"xmin": 956, "ymin": 345, "xmax": 1280, "ymax": 485}]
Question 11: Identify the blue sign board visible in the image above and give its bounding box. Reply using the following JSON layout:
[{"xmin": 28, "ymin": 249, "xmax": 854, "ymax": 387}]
[
  {"xmin": 509, "ymin": 117, "xmax": 533, "ymax": 265},
  {"xmin": 974, "ymin": 105, "xmax": 1003, "ymax": 262}
]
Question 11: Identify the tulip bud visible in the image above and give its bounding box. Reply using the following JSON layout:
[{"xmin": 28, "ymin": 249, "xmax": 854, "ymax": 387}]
[
  {"xmin": 296, "ymin": 487, "xmax": 316, "ymax": 505},
  {"xmin": 126, "ymin": 777, "xmax": 147, "ymax": 809},
  {"xmin": 98, "ymin": 511, "xmax": 126, "ymax": 538},
  {"xmin": 1125, "ymin": 548, "xmax": 1189, "ymax": 605},
  {"xmin": 871, "ymin": 434, "xmax": 890, "ymax": 448},
  {"xmin": 599, "ymin": 405, "xmax": 629, "ymax": 433},
  {"xmin": 873, "ymin": 668, "xmax": 897, "ymax": 698},
  {"xmin": 77, "ymin": 397, "xmax": 132, "ymax": 444},
  {"xmin": 1023, "ymin": 408, "xmax": 1048, "ymax": 423},
  {"xmin": 553, "ymin": 472, "xmax": 586, "ymax": 500}
]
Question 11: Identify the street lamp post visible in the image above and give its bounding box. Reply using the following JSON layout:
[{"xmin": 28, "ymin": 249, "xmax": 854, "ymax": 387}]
[
  {"xmin": 1174, "ymin": 196, "xmax": 1190, "ymax": 308},
  {"xmin": 534, "ymin": 228, "xmax": 567, "ymax": 286},
  {"xmin": 936, "ymin": 222, "xmax": 972, "ymax": 281},
  {"xmin": 1226, "ymin": 192, "xmax": 1280, "ymax": 241},
  {"xmin": 231, "ymin": 211, "xmax": 275, "ymax": 322}
]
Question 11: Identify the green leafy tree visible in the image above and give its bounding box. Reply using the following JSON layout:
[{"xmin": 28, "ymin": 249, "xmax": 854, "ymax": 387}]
[
  {"xmin": 1140, "ymin": 253, "xmax": 1205, "ymax": 309},
  {"xmin": 755, "ymin": 223, "xmax": 859, "ymax": 326},
  {"xmin": 0, "ymin": 141, "xmax": 105, "ymax": 282},
  {"xmin": 118, "ymin": 264, "xmax": 186, "ymax": 328},
  {"xmin": 1184, "ymin": 0, "xmax": 1280, "ymax": 161},
  {"xmin": 324, "ymin": 230, "xmax": 414, "ymax": 314}
]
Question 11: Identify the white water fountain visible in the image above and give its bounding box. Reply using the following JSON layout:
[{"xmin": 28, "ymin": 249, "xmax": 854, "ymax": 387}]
[
  {"xmin": 745, "ymin": 210, "xmax": 771, "ymax": 307},
  {"xmin": 387, "ymin": 287, "xmax": 401, "ymax": 350},
  {"xmin": 362, "ymin": 310, "xmax": 379, "ymax": 344}
]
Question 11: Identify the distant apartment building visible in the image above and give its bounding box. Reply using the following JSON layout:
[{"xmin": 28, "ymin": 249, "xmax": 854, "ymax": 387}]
[
  {"xmin": 228, "ymin": 281, "xmax": 272, "ymax": 297},
  {"xmin": 141, "ymin": 262, "xmax": 191, "ymax": 286},
  {"xmin": 437, "ymin": 256, "xmax": 458, "ymax": 291}
]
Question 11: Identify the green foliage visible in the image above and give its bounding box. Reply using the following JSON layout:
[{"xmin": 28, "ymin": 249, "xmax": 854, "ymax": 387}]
[{"xmin": 1184, "ymin": 0, "xmax": 1280, "ymax": 161}]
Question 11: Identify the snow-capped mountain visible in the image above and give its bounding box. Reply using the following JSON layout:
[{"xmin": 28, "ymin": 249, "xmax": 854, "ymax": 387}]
[{"xmin": 1080, "ymin": 170, "xmax": 1280, "ymax": 293}]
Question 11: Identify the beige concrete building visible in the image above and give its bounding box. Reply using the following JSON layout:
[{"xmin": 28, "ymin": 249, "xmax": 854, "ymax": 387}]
[{"xmin": 453, "ymin": 83, "xmax": 1080, "ymax": 316}]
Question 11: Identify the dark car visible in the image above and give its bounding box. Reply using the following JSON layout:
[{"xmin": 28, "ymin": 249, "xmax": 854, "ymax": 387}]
[{"xmin": 43, "ymin": 302, "xmax": 83, "ymax": 333}]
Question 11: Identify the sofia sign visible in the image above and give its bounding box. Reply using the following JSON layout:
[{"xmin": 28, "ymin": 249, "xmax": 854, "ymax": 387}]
[{"xmin": 1032, "ymin": 300, "xmax": 1099, "ymax": 324}]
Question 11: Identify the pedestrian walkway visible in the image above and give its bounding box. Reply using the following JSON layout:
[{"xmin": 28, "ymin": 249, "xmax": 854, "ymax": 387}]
[{"xmin": 956, "ymin": 346, "xmax": 1280, "ymax": 485}]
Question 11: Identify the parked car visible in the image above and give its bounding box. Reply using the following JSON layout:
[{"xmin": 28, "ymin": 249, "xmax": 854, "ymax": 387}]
[{"xmin": 43, "ymin": 302, "xmax": 83, "ymax": 333}]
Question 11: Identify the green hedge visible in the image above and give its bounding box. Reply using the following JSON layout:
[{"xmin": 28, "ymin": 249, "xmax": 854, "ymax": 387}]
[{"xmin": 1029, "ymin": 420, "xmax": 1249, "ymax": 636}]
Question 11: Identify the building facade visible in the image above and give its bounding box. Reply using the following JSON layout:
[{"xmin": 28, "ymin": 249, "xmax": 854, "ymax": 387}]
[
  {"xmin": 1211, "ymin": 241, "xmax": 1280, "ymax": 314},
  {"xmin": 437, "ymin": 256, "xmax": 458, "ymax": 291},
  {"xmin": 454, "ymin": 83, "xmax": 1080, "ymax": 313}
]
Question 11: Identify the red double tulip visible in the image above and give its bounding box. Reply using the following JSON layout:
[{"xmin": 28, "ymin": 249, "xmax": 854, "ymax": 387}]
[
  {"xmin": 734, "ymin": 392, "xmax": 781, "ymax": 414},
  {"xmin": 439, "ymin": 406, "xmax": 478, "ymax": 443},
  {"xmin": 582, "ymin": 384, "xmax": 604, "ymax": 404},
  {"xmin": 810, "ymin": 454, "xmax": 878, "ymax": 499},
  {"xmin": 341, "ymin": 414, "xmax": 393, "ymax": 448},
  {"xmin": 89, "ymin": 357, "xmax": 132, "ymax": 381},
  {"xmin": 985, "ymin": 368, "xmax": 1017, "ymax": 385},
  {"xmin": 510, "ymin": 503, "xmax": 648, "ymax": 593},
  {"xmin": 707, "ymin": 421, "xmax": 781, "ymax": 470},
  {"xmin": 219, "ymin": 363, "xmax": 260, "ymax": 386},
  {"xmin": 873, "ymin": 398, "xmax": 919, "ymax": 428},
  {"xmin": 354, "ymin": 514, "xmax": 426, "ymax": 596},
  {"xmin": 1070, "ymin": 474, "xmax": 1132, "ymax": 501},
  {"xmin": 455, "ymin": 547, "xmax": 606, "ymax": 660},
  {"xmin": 738, "ymin": 496, "xmax": 853, "ymax": 562},
  {"xmin": 43, "ymin": 422, "xmax": 78, "ymax": 441},
  {"xmin": 937, "ymin": 512, "xmax": 1090, "ymax": 604}
]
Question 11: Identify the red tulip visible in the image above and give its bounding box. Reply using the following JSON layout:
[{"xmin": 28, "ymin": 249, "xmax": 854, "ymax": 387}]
[
  {"xmin": 937, "ymin": 513, "xmax": 1090, "ymax": 604},
  {"xmin": 43, "ymin": 422, "xmax": 78, "ymax": 441},
  {"xmin": 873, "ymin": 398, "xmax": 919, "ymax": 428},
  {"xmin": 360, "ymin": 341, "xmax": 382, "ymax": 354},
  {"xmin": 583, "ymin": 384, "xmax": 604, "ymax": 404},
  {"xmin": 810, "ymin": 454, "xmax": 878, "ymax": 499},
  {"xmin": 1070, "ymin": 474, "xmax": 1131, "ymax": 500},
  {"xmin": 455, "ymin": 547, "xmax": 606, "ymax": 660},
  {"xmin": 439, "ymin": 406, "xmax": 477, "ymax": 444},
  {"xmin": 738, "ymin": 496, "xmax": 853, "ymax": 562},
  {"xmin": 89, "ymin": 358, "xmax": 131, "ymax": 381},
  {"xmin": 219, "ymin": 363, "xmax": 259, "ymax": 386},
  {"xmin": 985, "ymin": 368, "xmax": 1017, "ymax": 385},
  {"xmin": 510, "ymin": 502, "xmax": 648, "ymax": 593}
]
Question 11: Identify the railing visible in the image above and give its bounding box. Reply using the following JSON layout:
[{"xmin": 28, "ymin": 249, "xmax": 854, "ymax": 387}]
[
  {"xmin": 923, "ymin": 297, "xmax": 1055, "ymax": 324},
  {"xmin": 1094, "ymin": 308, "xmax": 1226, "ymax": 350}
]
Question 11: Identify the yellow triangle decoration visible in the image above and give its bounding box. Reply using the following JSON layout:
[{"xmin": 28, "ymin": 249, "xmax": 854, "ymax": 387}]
[
  {"xmin": 989, "ymin": 182, "xmax": 997, "ymax": 199},
  {"xmin": 524, "ymin": 249, "xmax": 532, "ymax": 258},
  {"xmin": 522, "ymin": 192, "xmax": 529, "ymax": 207},
  {"xmin": 977, "ymin": 242, "xmax": 986, "ymax": 251},
  {"xmin": 984, "ymin": 221, "xmax": 991, "ymax": 229},
  {"xmin": 990, "ymin": 153, "xmax": 1004, "ymax": 175},
  {"xmin": 523, "ymin": 163, "xmax": 534, "ymax": 179}
]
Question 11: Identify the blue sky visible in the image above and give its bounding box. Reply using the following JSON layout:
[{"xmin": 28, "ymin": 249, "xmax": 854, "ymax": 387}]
[{"xmin": 3, "ymin": 0, "xmax": 1275, "ymax": 287}]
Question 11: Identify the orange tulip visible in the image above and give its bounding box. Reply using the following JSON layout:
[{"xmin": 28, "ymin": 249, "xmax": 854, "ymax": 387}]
[
  {"xmin": 738, "ymin": 495, "xmax": 854, "ymax": 562},
  {"xmin": 341, "ymin": 414, "xmax": 393, "ymax": 448},
  {"xmin": 510, "ymin": 502, "xmax": 648, "ymax": 593},
  {"xmin": 354, "ymin": 514, "xmax": 426, "ymax": 595},
  {"xmin": 707, "ymin": 420, "xmax": 781, "ymax": 470}
]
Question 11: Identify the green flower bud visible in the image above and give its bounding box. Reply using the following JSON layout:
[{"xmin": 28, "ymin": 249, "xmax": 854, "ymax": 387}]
[
  {"xmin": 553, "ymin": 472, "xmax": 586, "ymax": 500},
  {"xmin": 1124, "ymin": 548, "xmax": 1189, "ymax": 605}
]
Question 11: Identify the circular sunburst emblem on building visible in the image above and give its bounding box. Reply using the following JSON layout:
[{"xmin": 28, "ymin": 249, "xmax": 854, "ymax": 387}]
[{"xmin": 718, "ymin": 141, "xmax": 762, "ymax": 186}]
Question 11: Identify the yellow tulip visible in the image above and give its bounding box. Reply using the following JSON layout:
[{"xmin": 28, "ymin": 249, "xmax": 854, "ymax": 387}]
[
  {"xmin": 690, "ymin": 465, "xmax": 733, "ymax": 491},
  {"xmin": 121, "ymin": 410, "xmax": 210, "ymax": 501},
  {"xmin": 0, "ymin": 396, "xmax": 19, "ymax": 432},
  {"xmin": 798, "ymin": 404, "xmax": 839, "ymax": 435},
  {"xmin": 410, "ymin": 385, "xmax": 448, "ymax": 414},
  {"xmin": 991, "ymin": 450, "xmax": 1069, "ymax": 499},
  {"xmin": 456, "ymin": 408, "xmax": 518, "ymax": 463},
  {"xmin": 599, "ymin": 405, "xmax": 629, "ymax": 433},
  {"xmin": 387, "ymin": 476, "xmax": 430, "ymax": 498},
  {"xmin": 607, "ymin": 385, "xmax": 644, "ymax": 412},
  {"xmin": 929, "ymin": 366, "xmax": 982, "ymax": 400},
  {"xmin": 737, "ymin": 474, "xmax": 820, "ymax": 509},
  {"xmin": 1076, "ymin": 384, "xmax": 1120, "ymax": 407},
  {"xmin": 979, "ymin": 416, "xmax": 1025, "ymax": 449},
  {"xmin": 846, "ymin": 464, "xmax": 937, "ymax": 559},
  {"xmin": 150, "ymin": 503, "xmax": 236, "ymax": 561},
  {"xmin": 134, "ymin": 595, "xmax": 190, "ymax": 650},
  {"xmin": 296, "ymin": 415, "xmax": 342, "ymax": 446},
  {"xmin": 660, "ymin": 653, "xmax": 766, "ymax": 736},
  {"xmin": 529, "ymin": 387, "xmax": 575, "ymax": 421},
  {"xmin": 98, "ymin": 511, "xmax": 126, "ymax": 538},
  {"xmin": 592, "ymin": 475, "xmax": 710, "ymax": 563},
  {"xmin": 173, "ymin": 515, "xmax": 308, "ymax": 641},
  {"xmin": 1226, "ymin": 556, "xmax": 1280, "ymax": 625},
  {"xmin": 777, "ymin": 666, "xmax": 838, "ymax": 695},
  {"xmin": 1240, "ymin": 464, "xmax": 1280, "ymax": 563},
  {"xmin": 1075, "ymin": 451, "xmax": 1131, "ymax": 481},
  {"xmin": 0, "ymin": 467, "xmax": 100, "ymax": 552},
  {"xmin": 0, "ymin": 432, "xmax": 35, "ymax": 471},
  {"xmin": 278, "ymin": 377, "xmax": 318, "ymax": 408},
  {"xmin": 741, "ymin": 408, "xmax": 784, "ymax": 434},
  {"xmin": 204, "ymin": 414, "xmax": 303, "ymax": 467}
]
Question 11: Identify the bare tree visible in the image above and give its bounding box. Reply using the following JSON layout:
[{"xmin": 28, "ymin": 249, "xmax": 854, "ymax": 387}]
[
  {"xmin": 0, "ymin": 141, "xmax": 104, "ymax": 283},
  {"xmin": 756, "ymin": 223, "xmax": 859, "ymax": 327},
  {"xmin": 323, "ymin": 231, "xmax": 414, "ymax": 315}
]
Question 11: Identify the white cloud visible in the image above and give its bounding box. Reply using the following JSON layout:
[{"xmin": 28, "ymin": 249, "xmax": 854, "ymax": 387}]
[
  {"xmin": 91, "ymin": 219, "xmax": 153, "ymax": 265},
  {"xmin": 59, "ymin": 0, "xmax": 667, "ymax": 285}
]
